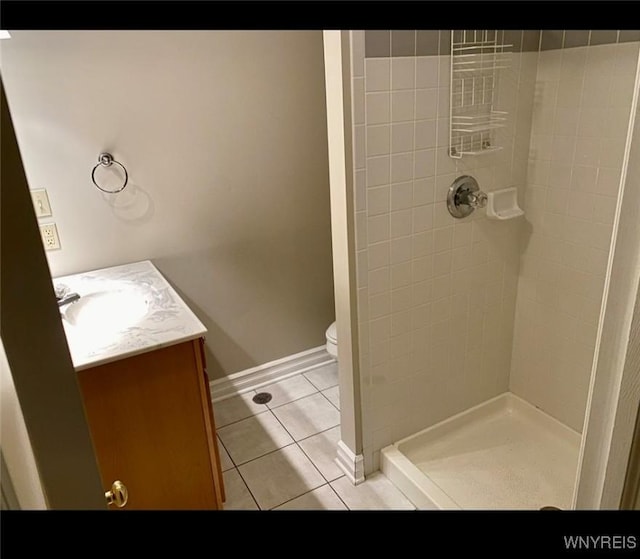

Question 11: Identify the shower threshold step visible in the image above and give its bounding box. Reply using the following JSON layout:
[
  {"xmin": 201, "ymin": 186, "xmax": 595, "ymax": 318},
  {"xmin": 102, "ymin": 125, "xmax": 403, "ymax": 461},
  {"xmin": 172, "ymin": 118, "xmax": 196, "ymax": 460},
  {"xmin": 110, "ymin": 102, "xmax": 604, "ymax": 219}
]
[{"xmin": 381, "ymin": 392, "xmax": 581, "ymax": 510}]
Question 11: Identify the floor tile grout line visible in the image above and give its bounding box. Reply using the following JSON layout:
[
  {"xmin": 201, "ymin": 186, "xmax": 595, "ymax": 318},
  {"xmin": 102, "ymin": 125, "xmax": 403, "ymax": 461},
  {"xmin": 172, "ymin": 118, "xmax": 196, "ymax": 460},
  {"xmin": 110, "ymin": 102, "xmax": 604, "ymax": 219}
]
[
  {"xmin": 216, "ymin": 393, "xmax": 339, "ymax": 438},
  {"xmin": 215, "ymin": 407, "xmax": 271, "ymax": 430},
  {"xmin": 329, "ymin": 473, "xmax": 409, "ymax": 512},
  {"xmin": 295, "ymin": 432, "xmax": 337, "ymax": 484},
  {"xmin": 237, "ymin": 440, "xmax": 324, "ymax": 511},
  {"xmin": 230, "ymin": 465, "xmax": 262, "ymax": 511},
  {"xmin": 327, "ymin": 480, "xmax": 352, "ymax": 511},
  {"xmin": 223, "ymin": 421, "xmax": 341, "ymax": 469},
  {"xmin": 218, "ymin": 421, "xmax": 339, "ymax": 467},
  {"xmin": 268, "ymin": 387, "xmax": 338, "ymax": 412},
  {"xmin": 296, "ymin": 438, "xmax": 345, "ymax": 486},
  {"xmin": 269, "ymin": 399, "xmax": 304, "ymax": 443},
  {"xmin": 216, "ymin": 436, "xmax": 236, "ymax": 473},
  {"xmin": 271, "ymin": 406, "xmax": 341, "ymax": 445},
  {"xmin": 219, "ymin": 409, "xmax": 339, "ymax": 468},
  {"xmin": 266, "ymin": 387, "xmax": 321, "ymax": 411},
  {"xmin": 268, "ymin": 483, "xmax": 329, "ymax": 510},
  {"xmin": 217, "ymin": 433, "xmax": 260, "ymax": 510},
  {"xmin": 259, "ymin": 371, "xmax": 319, "ymax": 404},
  {"xmin": 214, "ymin": 375, "xmax": 332, "ymax": 428},
  {"xmin": 303, "ymin": 373, "xmax": 340, "ymax": 393},
  {"xmin": 263, "ymin": 401, "xmax": 337, "ymax": 509},
  {"xmin": 218, "ymin": 408, "xmax": 295, "ymax": 467},
  {"xmin": 217, "ymin": 391, "xmax": 329, "ymax": 442},
  {"xmin": 301, "ymin": 363, "xmax": 339, "ymax": 391},
  {"xmin": 268, "ymin": 479, "xmax": 348, "ymax": 510},
  {"xmin": 234, "ymin": 440, "xmax": 308, "ymax": 511},
  {"xmin": 216, "ymin": 368, "xmax": 340, "ymax": 510},
  {"xmin": 318, "ymin": 388, "xmax": 341, "ymax": 412},
  {"xmin": 233, "ymin": 440, "xmax": 298, "ymax": 469},
  {"xmin": 269, "ymin": 390, "xmax": 340, "ymax": 436},
  {"xmin": 317, "ymin": 382, "xmax": 340, "ymax": 391},
  {"xmin": 221, "ymin": 423, "xmax": 344, "ymax": 510},
  {"xmin": 296, "ymin": 423, "xmax": 341, "ymax": 444}
]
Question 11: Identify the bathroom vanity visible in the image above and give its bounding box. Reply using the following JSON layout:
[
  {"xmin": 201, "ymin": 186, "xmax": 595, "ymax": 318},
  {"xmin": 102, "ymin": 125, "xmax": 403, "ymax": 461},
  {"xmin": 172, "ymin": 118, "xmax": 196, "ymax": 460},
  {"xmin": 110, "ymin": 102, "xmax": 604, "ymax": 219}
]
[{"xmin": 55, "ymin": 260, "xmax": 224, "ymax": 510}]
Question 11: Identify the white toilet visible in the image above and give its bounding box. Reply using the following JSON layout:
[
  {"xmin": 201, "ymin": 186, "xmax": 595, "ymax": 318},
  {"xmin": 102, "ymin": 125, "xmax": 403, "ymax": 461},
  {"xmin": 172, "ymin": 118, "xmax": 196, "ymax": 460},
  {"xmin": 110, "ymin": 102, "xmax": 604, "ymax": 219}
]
[{"xmin": 325, "ymin": 321, "xmax": 338, "ymax": 359}]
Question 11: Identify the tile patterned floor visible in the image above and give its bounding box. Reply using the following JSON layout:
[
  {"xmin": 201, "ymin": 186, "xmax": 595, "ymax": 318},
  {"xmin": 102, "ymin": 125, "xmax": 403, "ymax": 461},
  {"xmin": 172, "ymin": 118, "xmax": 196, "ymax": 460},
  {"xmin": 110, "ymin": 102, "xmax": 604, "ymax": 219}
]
[{"xmin": 215, "ymin": 361, "xmax": 415, "ymax": 510}]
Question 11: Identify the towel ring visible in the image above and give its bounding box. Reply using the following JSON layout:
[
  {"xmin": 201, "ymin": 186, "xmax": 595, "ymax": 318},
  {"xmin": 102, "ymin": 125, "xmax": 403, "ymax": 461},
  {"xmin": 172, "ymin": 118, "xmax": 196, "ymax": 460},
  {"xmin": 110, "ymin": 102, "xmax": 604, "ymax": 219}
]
[{"xmin": 91, "ymin": 153, "xmax": 128, "ymax": 194}]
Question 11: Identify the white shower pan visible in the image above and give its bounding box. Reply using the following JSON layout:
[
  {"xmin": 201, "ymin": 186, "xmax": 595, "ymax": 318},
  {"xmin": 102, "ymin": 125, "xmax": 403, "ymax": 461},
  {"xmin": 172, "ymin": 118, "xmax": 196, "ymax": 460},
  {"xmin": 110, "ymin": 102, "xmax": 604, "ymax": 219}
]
[{"xmin": 380, "ymin": 393, "xmax": 580, "ymax": 510}]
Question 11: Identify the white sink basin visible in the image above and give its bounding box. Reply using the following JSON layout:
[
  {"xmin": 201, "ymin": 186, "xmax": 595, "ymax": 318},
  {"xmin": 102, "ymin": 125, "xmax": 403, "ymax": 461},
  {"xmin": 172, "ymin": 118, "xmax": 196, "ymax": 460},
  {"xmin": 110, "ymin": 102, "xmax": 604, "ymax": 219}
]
[
  {"xmin": 61, "ymin": 281, "xmax": 154, "ymax": 345},
  {"xmin": 54, "ymin": 260, "xmax": 207, "ymax": 370}
]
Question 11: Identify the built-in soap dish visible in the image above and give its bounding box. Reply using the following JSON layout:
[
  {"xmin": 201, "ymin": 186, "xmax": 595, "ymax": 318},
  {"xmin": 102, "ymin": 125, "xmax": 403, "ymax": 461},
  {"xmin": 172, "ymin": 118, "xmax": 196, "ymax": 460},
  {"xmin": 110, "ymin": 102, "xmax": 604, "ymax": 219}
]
[{"xmin": 486, "ymin": 187, "xmax": 524, "ymax": 221}]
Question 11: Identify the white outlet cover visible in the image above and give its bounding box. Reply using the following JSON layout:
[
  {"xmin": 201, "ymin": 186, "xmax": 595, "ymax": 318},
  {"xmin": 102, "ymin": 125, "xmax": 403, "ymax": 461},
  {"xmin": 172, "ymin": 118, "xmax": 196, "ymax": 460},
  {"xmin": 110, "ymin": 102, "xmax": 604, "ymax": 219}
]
[
  {"xmin": 39, "ymin": 223, "xmax": 61, "ymax": 251},
  {"xmin": 31, "ymin": 189, "xmax": 52, "ymax": 218}
]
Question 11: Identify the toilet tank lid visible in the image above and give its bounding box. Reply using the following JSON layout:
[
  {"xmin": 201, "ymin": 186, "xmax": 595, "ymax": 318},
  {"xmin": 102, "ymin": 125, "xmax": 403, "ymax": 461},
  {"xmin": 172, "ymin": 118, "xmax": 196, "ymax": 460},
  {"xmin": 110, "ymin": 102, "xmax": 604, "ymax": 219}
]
[{"xmin": 326, "ymin": 322, "xmax": 337, "ymax": 342}]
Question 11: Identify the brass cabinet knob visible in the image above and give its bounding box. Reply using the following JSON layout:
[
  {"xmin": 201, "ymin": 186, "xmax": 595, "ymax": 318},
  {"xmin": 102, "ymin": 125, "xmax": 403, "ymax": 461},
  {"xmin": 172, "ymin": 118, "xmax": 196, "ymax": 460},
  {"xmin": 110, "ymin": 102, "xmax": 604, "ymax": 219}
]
[{"xmin": 105, "ymin": 480, "xmax": 129, "ymax": 508}]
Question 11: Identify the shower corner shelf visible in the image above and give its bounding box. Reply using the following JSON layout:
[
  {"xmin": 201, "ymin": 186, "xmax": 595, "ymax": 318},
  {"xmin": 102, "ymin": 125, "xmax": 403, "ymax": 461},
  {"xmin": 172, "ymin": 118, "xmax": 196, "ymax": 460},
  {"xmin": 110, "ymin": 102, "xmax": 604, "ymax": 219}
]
[{"xmin": 449, "ymin": 30, "xmax": 512, "ymax": 160}]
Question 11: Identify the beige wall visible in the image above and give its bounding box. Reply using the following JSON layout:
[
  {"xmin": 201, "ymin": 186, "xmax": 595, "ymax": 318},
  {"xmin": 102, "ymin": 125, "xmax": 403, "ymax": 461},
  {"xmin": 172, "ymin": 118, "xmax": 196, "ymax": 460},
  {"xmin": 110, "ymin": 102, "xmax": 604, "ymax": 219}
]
[
  {"xmin": 349, "ymin": 31, "xmax": 538, "ymax": 473},
  {"xmin": 510, "ymin": 41, "xmax": 640, "ymax": 431},
  {"xmin": 0, "ymin": 31, "xmax": 335, "ymax": 378}
]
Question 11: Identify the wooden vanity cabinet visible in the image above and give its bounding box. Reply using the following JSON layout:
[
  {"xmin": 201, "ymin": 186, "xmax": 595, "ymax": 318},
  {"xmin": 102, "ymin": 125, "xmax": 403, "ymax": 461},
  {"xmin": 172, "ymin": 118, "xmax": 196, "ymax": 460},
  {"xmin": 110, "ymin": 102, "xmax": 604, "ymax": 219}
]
[{"xmin": 77, "ymin": 337, "xmax": 225, "ymax": 510}]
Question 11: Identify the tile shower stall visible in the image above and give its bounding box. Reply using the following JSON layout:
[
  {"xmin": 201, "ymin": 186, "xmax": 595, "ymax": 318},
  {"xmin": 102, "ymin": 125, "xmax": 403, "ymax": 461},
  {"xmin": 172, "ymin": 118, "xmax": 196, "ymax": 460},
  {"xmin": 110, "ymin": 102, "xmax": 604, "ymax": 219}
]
[{"xmin": 346, "ymin": 30, "xmax": 640, "ymax": 509}]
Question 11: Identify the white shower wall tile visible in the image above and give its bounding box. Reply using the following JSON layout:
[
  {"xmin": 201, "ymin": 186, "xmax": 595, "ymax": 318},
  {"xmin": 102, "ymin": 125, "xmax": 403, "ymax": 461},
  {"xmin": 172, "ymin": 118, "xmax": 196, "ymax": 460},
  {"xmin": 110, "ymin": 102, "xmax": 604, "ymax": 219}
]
[
  {"xmin": 415, "ymin": 89, "xmax": 438, "ymax": 119},
  {"xmin": 354, "ymin": 169, "xmax": 366, "ymax": 212},
  {"xmin": 367, "ymin": 241, "xmax": 390, "ymax": 270},
  {"xmin": 352, "ymin": 78, "xmax": 365, "ymax": 125},
  {"xmin": 416, "ymin": 56, "xmax": 439, "ymax": 88},
  {"xmin": 391, "ymin": 122, "xmax": 414, "ymax": 154},
  {"xmin": 510, "ymin": 41, "xmax": 639, "ymax": 432},
  {"xmin": 391, "ymin": 90, "xmax": 415, "ymax": 122},
  {"xmin": 350, "ymin": 30, "xmax": 365, "ymax": 78},
  {"xmin": 354, "ymin": 125, "xmax": 365, "ymax": 169},
  {"xmin": 366, "ymin": 125, "xmax": 390, "ymax": 157},
  {"xmin": 414, "ymin": 149, "xmax": 436, "ymax": 178},
  {"xmin": 391, "ymin": 153, "xmax": 414, "ymax": 183},
  {"xmin": 391, "ymin": 57, "xmax": 416, "ymax": 90},
  {"xmin": 367, "ymin": 214, "xmax": 390, "ymax": 244},
  {"xmin": 438, "ymin": 54, "xmax": 450, "ymax": 85},
  {"xmin": 365, "ymin": 58, "xmax": 390, "ymax": 92},
  {"xmin": 389, "ymin": 209, "xmax": 412, "ymax": 238},
  {"xmin": 366, "ymin": 156, "xmax": 390, "ymax": 187},
  {"xmin": 415, "ymin": 119, "xmax": 437, "ymax": 150},
  {"xmin": 366, "ymin": 92, "xmax": 390, "ymax": 125},
  {"xmin": 413, "ymin": 177, "xmax": 435, "ymax": 206},
  {"xmin": 353, "ymin": 47, "xmax": 533, "ymax": 460},
  {"xmin": 367, "ymin": 186, "xmax": 390, "ymax": 217},
  {"xmin": 390, "ymin": 181, "xmax": 413, "ymax": 211}
]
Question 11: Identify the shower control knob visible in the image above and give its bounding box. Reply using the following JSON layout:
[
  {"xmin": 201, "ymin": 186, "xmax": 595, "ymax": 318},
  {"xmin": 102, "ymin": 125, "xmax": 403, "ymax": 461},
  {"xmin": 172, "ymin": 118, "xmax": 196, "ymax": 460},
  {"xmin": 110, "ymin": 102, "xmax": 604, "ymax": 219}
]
[
  {"xmin": 447, "ymin": 175, "xmax": 488, "ymax": 218},
  {"xmin": 467, "ymin": 191, "xmax": 488, "ymax": 208}
]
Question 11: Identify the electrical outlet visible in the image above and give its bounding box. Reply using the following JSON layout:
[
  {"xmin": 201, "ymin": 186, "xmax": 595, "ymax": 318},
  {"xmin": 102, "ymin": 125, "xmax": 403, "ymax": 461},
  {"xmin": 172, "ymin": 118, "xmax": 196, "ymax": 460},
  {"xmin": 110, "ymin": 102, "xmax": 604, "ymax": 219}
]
[
  {"xmin": 30, "ymin": 189, "xmax": 52, "ymax": 218},
  {"xmin": 39, "ymin": 223, "xmax": 61, "ymax": 250}
]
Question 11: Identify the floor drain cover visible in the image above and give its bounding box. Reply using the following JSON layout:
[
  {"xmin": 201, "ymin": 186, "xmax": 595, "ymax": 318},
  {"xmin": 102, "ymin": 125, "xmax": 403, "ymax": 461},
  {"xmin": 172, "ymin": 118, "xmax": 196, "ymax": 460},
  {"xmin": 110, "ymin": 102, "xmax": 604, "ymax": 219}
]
[
  {"xmin": 253, "ymin": 392, "xmax": 272, "ymax": 404},
  {"xmin": 540, "ymin": 506, "xmax": 562, "ymax": 511}
]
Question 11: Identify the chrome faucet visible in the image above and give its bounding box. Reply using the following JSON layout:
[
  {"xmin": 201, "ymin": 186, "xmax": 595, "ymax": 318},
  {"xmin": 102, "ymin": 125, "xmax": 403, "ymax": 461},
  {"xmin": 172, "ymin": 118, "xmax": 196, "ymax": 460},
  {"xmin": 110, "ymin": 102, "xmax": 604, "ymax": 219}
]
[
  {"xmin": 57, "ymin": 292, "xmax": 81, "ymax": 307},
  {"xmin": 55, "ymin": 284, "xmax": 81, "ymax": 307}
]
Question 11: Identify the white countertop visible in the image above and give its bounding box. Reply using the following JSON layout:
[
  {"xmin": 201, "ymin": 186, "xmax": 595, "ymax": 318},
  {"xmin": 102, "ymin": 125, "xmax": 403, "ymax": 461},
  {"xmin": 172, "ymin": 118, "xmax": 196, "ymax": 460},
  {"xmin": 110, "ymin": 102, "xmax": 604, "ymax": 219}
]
[{"xmin": 54, "ymin": 260, "xmax": 207, "ymax": 371}]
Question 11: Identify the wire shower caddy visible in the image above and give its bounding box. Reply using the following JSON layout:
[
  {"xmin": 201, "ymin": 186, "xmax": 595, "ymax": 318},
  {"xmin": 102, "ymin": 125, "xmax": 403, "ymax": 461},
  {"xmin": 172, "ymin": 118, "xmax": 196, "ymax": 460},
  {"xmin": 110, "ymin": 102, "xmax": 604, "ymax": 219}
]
[{"xmin": 449, "ymin": 30, "xmax": 512, "ymax": 158}]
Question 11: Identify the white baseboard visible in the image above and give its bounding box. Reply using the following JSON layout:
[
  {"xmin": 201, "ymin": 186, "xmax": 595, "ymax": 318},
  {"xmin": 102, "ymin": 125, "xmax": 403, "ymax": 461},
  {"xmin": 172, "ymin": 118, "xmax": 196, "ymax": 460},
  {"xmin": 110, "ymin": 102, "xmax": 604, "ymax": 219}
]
[
  {"xmin": 335, "ymin": 440, "xmax": 365, "ymax": 485},
  {"xmin": 209, "ymin": 346, "xmax": 335, "ymax": 402}
]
